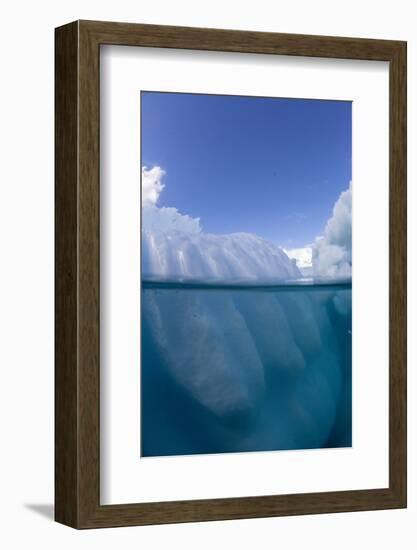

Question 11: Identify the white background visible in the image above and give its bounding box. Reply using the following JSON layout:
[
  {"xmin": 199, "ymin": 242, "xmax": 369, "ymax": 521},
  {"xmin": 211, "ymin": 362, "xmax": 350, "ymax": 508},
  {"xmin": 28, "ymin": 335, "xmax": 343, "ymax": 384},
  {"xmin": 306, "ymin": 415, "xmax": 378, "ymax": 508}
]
[
  {"xmin": 0, "ymin": 0, "xmax": 415, "ymax": 548},
  {"xmin": 101, "ymin": 46, "xmax": 389, "ymax": 504}
]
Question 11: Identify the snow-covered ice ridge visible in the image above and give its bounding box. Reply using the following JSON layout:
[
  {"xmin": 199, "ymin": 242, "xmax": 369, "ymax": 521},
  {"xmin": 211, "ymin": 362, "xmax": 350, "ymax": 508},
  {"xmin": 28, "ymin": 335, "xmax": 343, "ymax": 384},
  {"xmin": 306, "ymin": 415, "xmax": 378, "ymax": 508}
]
[
  {"xmin": 142, "ymin": 221, "xmax": 300, "ymax": 281},
  {"xmin": 141, "ymin": 167, "xmax": 300, "ymax": 281}
]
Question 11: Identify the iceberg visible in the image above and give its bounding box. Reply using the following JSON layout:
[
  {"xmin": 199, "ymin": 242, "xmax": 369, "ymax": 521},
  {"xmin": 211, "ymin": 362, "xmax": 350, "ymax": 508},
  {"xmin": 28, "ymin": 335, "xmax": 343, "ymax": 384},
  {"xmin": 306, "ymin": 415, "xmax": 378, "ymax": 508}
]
[
  {"xmin": 285, "ymin": 184, "xmax": 352, "ymax": 278},
  {"xmin": 312, "ymin": 183, "xmax": 352, "ymax": 278},
  {"xmin": 142, "ymin": 206, "xmax": 300, "ymax": 282},
  {"xmin": 142, "ymin": 283, "xmax": 351, "ymax": 456},
  {"xmin": 140, "ymin": 167, "xmax": 352, "ymax": 456},
  {"xmin": 141, "ymin": 166, "xmax": 301, "ymax": 282}
]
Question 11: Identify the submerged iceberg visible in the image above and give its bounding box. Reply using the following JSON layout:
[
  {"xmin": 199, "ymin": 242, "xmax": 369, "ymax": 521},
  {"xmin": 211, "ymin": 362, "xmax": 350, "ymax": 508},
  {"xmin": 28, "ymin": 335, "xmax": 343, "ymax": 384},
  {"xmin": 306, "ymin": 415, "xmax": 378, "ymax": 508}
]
[
  {"xmin": 142, "ymin": 283, "xmax": 352, "ymax": 456},
  {"xmin": 140, "ymin": 167, "xmax": 352, "ymax": 456}
]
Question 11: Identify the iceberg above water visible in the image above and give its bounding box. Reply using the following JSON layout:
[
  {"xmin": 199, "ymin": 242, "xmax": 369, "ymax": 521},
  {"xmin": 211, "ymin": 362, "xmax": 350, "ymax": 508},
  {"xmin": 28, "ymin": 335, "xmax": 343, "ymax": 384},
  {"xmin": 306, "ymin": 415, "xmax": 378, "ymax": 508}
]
[
  {"xmin": 142, "ymin": 167, "xmax": 351, "ymax": 282},
  {"xmin": 141, "ymin": 167, "xmax": 301, "ymax": 282},
  {"xmin": 142, "ymin": 221, "xmax": 301, "ymax": 281},
  {"xmin": 284, "ymin": 184, "xmax": 353, "ymax": 278},
  {"xmin": 141, "ymin": 166, "xmax": 301, "ymax": 282},
  {"xmin": 312, "ymin": 183, "xmax": 352, "ymax": 279}
]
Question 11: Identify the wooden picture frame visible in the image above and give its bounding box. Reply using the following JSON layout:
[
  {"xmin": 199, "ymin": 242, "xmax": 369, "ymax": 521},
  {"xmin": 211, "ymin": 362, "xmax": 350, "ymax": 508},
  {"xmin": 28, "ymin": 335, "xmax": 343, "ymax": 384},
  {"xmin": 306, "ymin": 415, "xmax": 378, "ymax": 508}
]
[{"xmin": 55, "ymin": 20, "xmax": 407, "ymax": 529}]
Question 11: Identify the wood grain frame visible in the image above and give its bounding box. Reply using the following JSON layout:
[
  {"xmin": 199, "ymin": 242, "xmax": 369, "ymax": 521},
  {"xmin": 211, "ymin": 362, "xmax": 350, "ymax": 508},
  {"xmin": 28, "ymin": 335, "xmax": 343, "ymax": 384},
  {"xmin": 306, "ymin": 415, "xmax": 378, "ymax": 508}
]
[{"xmin": 55, "ymin": 20, "xmax": 407, "ymax": 529}]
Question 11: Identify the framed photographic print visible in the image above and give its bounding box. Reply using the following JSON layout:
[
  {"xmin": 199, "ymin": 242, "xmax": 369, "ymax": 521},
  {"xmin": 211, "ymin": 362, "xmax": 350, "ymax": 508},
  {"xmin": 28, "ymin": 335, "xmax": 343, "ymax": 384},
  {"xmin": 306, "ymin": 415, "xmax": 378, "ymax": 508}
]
[{"xmin": 55, "ymin": 20, "xmax": 406, "ymax": 528}]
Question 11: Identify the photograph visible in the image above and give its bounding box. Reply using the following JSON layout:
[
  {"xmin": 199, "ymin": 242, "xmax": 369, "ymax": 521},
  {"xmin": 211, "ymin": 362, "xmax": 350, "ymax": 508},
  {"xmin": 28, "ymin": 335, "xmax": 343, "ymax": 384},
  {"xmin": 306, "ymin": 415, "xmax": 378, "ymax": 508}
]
[{"xmin": 140, "ymin": 91, "xmax": 352, "ymax": 457}]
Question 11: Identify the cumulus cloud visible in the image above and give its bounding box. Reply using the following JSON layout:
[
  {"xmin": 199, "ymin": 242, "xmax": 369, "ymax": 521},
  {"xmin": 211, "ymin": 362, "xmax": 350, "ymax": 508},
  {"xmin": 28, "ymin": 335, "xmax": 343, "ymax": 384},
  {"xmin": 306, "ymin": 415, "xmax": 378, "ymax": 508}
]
[
  {"xmin": 311, "ymin": 183, "xmax": 352, "ymax": 278},
  {"xmin": 142, "ymin": 165, "xmax": 165, "ymax": 206},
  {"xmin": 142, "ymin": 165, "xmax": 201, "ymax": 235},
  {"xmin": 284, "ymin": 247, "xmax": 312, "ymax": 269}
]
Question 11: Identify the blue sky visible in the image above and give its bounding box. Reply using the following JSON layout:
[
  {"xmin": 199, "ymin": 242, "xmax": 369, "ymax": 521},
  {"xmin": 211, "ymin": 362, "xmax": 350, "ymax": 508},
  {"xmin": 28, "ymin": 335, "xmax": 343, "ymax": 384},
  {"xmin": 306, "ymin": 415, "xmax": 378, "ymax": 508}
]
[{"xmin": 141, "ymin": 91, "xmax": 351, "ymax": 248}]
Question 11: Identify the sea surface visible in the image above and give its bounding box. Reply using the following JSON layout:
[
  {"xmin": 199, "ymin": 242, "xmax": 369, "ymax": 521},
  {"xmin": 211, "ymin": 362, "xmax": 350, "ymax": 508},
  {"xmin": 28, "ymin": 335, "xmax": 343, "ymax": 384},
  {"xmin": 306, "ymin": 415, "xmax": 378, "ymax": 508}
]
[{"xmin": 141, "ymin": 280, "xmax": 352, "ymax": 457}]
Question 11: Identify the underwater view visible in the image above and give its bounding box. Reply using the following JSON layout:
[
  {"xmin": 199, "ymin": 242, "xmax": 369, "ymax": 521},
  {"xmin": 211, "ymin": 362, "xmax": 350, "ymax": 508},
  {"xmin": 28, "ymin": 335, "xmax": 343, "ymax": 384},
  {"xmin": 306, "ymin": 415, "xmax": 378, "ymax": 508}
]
[{"xmin": 141, "ymin": 279, "xmax": 352, "ymax": 457}]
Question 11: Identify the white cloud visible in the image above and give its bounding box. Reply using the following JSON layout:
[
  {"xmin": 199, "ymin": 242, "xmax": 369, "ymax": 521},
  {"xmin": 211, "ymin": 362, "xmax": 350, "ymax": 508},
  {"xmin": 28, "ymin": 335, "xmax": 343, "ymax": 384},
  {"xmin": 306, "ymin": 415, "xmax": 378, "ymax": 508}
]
[
  {"xmin": 142, "ymin": 165, "xmax": 165, "ymax": 206},
  {"xmin": 142, "ymin": 165, "xmax": 202, "ymax": 235},
  {"xmin": 312, "ymin": 183, "xmax": 352, "ymax": 278},
  {"xmin": 284, "ymin": 246, "xmax": 312, "ymax": 269}
]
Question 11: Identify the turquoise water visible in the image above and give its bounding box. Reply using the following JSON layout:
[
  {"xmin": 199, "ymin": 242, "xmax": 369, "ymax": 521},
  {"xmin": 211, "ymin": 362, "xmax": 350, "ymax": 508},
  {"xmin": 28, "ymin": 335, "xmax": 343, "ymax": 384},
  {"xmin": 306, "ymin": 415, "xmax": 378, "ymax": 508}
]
[{"xmin": 141, "ymin": 280, "xmax": 352, "ymax": 457}]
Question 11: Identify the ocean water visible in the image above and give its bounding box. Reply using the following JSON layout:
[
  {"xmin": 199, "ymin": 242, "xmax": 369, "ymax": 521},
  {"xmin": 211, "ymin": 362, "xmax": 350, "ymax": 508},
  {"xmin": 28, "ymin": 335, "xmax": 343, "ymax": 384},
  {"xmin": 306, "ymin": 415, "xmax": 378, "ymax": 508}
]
[{"xmin": 141, "ymin": 280, "xmax": 352, "ymax": 457}]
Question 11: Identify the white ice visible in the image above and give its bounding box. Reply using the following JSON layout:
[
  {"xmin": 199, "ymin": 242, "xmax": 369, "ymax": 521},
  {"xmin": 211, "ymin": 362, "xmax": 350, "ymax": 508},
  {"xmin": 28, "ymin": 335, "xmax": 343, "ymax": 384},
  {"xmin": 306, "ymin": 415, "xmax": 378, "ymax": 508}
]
[{"xmin": 141, "ymin": 167, "xmax": 301, "ymax": 281}]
